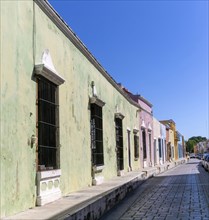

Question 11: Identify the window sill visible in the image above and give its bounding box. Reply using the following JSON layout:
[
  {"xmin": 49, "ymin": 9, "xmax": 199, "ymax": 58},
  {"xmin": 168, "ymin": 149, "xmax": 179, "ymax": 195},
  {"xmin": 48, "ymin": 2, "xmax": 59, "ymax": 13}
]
[
  {"xmin": 93, "ymin": 165, "xmax": 104, "ymax": 173},
  {"xmin": 37, "ymin": 169, "xmax": 61, "ymax": 180}
]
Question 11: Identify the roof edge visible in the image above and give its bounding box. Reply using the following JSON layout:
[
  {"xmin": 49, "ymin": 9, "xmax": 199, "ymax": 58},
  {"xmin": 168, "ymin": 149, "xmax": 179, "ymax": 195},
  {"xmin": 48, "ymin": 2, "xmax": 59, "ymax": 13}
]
[{"xmin": 34, "ymin": 0, "xmax": 141, "ymax": 110}]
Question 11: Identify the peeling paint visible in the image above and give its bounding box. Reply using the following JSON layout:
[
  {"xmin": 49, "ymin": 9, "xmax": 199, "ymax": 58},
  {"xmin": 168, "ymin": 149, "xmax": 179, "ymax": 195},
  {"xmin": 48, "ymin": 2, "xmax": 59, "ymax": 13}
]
[{"xmin": 1, "ymin": 1, "xmax": 141, "ymax": 218}]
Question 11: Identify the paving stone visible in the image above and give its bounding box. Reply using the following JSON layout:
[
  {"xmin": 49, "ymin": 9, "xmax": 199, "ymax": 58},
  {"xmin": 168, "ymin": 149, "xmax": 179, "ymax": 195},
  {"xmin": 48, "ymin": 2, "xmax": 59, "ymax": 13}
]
[{"xmin": 101, "ymin": 159, "xmax": 209, "ymax": 220}]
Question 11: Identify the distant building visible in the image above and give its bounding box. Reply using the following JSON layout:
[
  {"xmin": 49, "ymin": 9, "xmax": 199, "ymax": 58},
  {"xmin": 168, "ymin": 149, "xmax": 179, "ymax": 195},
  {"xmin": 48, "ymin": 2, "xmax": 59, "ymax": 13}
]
[
  {"xmin": 153, "ymin": 118, "xmax": 166, "ymax": 165},
  {"xmin": 160, "ymin": 120, "xmax": 180, "ymax": 161},
  {"xmin": 164, "ymin": 123, "xmax": 175, "ymax": 161},
  {"xmin": 120, "ymin": 85, "xmax": 154, "ymax": 169},
  {"xmin": 0, "ymin": 0, "xmax": 186, "ymax": 218}
]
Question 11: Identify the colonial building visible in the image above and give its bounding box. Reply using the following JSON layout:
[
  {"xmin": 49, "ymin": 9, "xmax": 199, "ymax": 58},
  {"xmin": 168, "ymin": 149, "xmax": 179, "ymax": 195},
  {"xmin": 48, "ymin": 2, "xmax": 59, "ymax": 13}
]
[
  {"xmin": 1, "ymin": 1, "xmax": 142, "ymax": 217},
  {"xmin": 119, "ymin": 86, "xmax": 154, "ymax": 169},
  {"xmin": 160, "ymin": 120, "xmax": 175, "ymax": 161},
  {"xmin": 136, "ymin": 96, "xmax": 154, "ymax": 169},
  {"xmin": 0, "ymin": 0, "xmax": 186, "ymax": 218},
  {"xmin": 162, "ymin": 121, "xmax": 175, "ymax": 161},
  {"xmin": 160, "ymin": 120, "xmax": 185, "ymax": 162},
  {"xmin": 160, "ymin": 120, "xmax": 177, "ymax": 160}
]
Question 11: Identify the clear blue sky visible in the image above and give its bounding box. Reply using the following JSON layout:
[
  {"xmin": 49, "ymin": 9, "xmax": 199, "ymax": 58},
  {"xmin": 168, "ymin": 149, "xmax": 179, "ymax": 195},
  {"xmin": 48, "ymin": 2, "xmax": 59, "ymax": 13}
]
[{"xmin": 49, "ymin": 0, "xmax": 208, "ymax": 140}]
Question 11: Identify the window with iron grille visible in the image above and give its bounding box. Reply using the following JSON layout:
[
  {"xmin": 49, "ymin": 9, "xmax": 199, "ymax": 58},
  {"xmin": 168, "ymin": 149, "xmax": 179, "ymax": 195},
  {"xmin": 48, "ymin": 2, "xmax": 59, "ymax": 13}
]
[
  {"xmin": 37, "ymin": 76, "xmax": 59, "ymax": 170},
  {"xmin": 91, "ymin": 103, "xmax": 104, "ymax": 166},
  {"xmin": 134, "ymin": 134, "xmax": 139, "ymax": 159},
  {"xmin": 115, "ymin": 118, "xmax": 124, "ymax": 171},
  {"xmin": 142, "ymin": 129, "xmax": 147, "ymax": 159}
]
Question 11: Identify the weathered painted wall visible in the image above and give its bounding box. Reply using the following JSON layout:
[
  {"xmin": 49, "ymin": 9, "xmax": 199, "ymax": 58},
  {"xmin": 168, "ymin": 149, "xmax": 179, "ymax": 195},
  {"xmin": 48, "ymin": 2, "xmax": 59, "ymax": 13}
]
[
  {"xmin": 153, "ymin": 118, "xmax": 161, "ymax": 165},
  {"xmin": 1, "ymin": 1, "xmax": 141, "ymax": 217},
  {"xmin": 138, "ymin": 100, "xmax": 153, "ymax": 168},
  {"xmin": 169, "ymin": 129, "xmax": 174, "ymax": 146},
  {"xmin": 160, "ymin": 120, "xmax": 178, "ymax": 161},
  {"xmin": 138, "ymin": 99, "xmax": 151, "ymax": 113},
  {"xmin": 1, "ymin": 1, "xmax": 37, "ymax": 217},
  {"xmin": 160, "ymin": 123, "xmax": 166, "ymax": 163},
  {"xmin": 169, "ymin": 129, "xmax": 175, "ymax": 159},
  {"xmin": 34, "ymin": 1, "xmax": 140, "ymax": 190}
]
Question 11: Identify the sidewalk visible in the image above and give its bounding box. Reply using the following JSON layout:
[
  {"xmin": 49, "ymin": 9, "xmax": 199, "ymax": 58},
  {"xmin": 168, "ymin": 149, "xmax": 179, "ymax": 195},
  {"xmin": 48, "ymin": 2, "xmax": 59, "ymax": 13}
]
[
  {"xmin": 3, "ymin": 160, "xmax": 185, "ymax": 220},
  {"xmin": 101, "ymin": 159, "xmax": 208, "ymax": 220}
]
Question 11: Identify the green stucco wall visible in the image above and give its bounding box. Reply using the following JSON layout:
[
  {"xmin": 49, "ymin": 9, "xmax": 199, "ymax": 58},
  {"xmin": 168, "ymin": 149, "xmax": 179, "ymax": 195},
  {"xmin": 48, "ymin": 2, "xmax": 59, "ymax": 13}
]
[
  {"xmin": 1, "ymin": 1, "xmax": 140, "ymax": 217},
  {"xmin": 1, "ymin": 0, "xmax": 37, "ymax": 217}
]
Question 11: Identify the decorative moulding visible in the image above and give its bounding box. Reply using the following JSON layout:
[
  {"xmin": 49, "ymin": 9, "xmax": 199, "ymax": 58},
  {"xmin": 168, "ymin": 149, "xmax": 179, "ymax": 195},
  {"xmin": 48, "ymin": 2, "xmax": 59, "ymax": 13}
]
[
  {"xmin": 115, "ymin": 112, "xmax": 125, "ymax": 120},
  {"xmin": 93, "ymin": 165, "xmax": 104, "ymax": 173},
  {"xmin": 37, "ymin": 169, "xmax": 61, "ymax": 180},
  {"xmin": 35, "ymin": 49, "xmax": 65, "ymax": 86},
  {"xmin": 36, "ymin": 169, "xmax": 61, "ymax": 206},
  {"xmin": 141, "ymin": 120, "xmax": 146, "ymax": 128},
  {"xmin": 148, "ymin": 123, "xmax": 152, "ymax": 131},
  {"xmin": 90, "ymin": 96, "xmax": 105, "ymax": 107},
  {"xmin": 133, "ymin": 127, "xmax": 139, "ymax": 134}
]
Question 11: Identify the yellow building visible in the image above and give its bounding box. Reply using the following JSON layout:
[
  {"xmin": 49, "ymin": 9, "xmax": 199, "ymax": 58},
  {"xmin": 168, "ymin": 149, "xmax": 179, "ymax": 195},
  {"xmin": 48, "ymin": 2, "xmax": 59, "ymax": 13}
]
[{"xmin": 160, "ymin": 120, "xmax": 178, "ymax": 161}]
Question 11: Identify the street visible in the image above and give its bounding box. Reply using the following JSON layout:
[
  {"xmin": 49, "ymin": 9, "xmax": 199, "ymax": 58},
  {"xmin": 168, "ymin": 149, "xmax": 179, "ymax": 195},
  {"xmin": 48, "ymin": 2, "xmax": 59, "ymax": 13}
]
[{"xmin": 100, "ymin": 159, "xmax": 209, "ymax": 220}]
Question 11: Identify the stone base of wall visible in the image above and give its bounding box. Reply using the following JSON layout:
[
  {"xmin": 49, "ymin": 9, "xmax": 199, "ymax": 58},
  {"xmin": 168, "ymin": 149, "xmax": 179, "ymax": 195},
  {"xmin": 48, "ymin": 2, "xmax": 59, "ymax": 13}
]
[
  {"xmin": 92, "ymin": 175, "xmax": 104, "ymax": 186},
  {"xmin": 117, "ymin": 170, "xmax": 125, "ymax": 176},
  {"xmin": 142, "ymin": 167, "xmax": 157, "ymax": 177}
]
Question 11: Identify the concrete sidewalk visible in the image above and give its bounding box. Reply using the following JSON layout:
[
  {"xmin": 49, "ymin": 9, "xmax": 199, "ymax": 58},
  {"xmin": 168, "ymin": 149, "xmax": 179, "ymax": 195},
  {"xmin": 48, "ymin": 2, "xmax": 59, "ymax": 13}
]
[{"xmin": 3, "ymin": 160, "xmax": 185, "ymax": 220}]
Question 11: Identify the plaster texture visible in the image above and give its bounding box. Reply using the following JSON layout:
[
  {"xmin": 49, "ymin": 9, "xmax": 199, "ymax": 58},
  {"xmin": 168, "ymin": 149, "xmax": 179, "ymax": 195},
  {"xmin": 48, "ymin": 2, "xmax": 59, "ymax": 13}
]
[{"xmin": 1, "ymin": 0, "xmax": 141, "ymax": 217}]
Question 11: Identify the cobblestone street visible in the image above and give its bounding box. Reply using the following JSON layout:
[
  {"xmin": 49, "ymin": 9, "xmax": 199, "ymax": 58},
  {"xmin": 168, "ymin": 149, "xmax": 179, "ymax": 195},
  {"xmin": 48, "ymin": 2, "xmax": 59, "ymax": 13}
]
[{"xmin": 101, "ymin": 159, "xmax": 209, "ymax": 220}]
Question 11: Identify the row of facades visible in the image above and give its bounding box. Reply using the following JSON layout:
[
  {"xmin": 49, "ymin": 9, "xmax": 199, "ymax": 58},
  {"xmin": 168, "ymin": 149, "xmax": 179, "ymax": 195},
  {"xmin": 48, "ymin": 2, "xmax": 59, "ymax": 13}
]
[{"xmin": 0, "ymin": 0, "xmax": 185, "ymax": 218}]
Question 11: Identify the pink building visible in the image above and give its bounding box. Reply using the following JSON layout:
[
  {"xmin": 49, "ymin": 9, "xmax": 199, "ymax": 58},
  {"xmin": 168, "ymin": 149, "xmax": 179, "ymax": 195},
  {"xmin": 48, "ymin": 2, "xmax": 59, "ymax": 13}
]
[
  {"xmin": 136, "ymin": 95, "xmax": 153, "ymax": 168},
  {"xmin": 120, "ymin": 85, "xmax": 153, "ymax": 169}
]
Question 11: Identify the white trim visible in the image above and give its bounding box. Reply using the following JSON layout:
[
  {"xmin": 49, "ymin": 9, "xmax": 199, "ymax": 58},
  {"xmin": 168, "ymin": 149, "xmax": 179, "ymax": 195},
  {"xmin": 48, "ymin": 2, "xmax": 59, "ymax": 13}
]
[
  {"xmin": 133, "ymin": 127, "xmax": 139, "ymax": 134},
  {"xmin": 115, "ymin": 112, "xmax": 125, "ymax": 120},
  {"xmin": 36, "ymin": 169, "xmax": 61, "ymax": 206},
  {"xmin": 148, "ymin": 123, "xmax": 152, "ymax": 131},
  {"xmin": 117, "ymin": 170, "xmax": 124, "ymax": 176},
  {"xmin": 35, "ymin": 50, "xmax": 65, "ymax": 86},
  {"xmin": 37, "ymin": 169, "xmax": 61, "ymax": 180},
  {"xmin": 141, "ymin": 120, "xmax": 146, "ymax": 128},
  {"xmin": 93, "ymin": 165, "xmax": 105, "ymax": 172},
  {"xmin": 90, "ymin": 97, "xmax": 105, "ymax": 107},
  {"xmin": 92, "ymin": 175, "xmax": 104, "ymax": 185}
]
